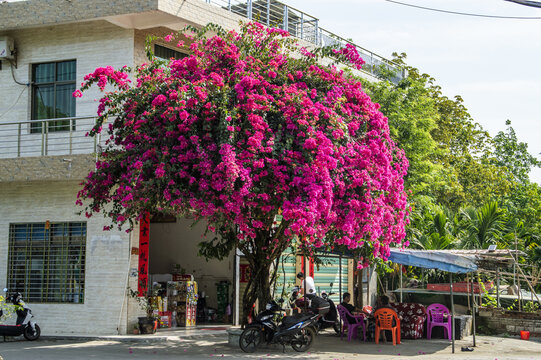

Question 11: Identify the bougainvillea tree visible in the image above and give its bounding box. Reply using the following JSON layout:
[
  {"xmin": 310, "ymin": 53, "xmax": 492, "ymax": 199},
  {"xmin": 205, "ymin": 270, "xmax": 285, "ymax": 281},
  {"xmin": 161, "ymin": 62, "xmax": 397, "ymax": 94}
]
[{"xmin": 75, "ymin": 22, "xmax": 409, "ymax": 319}]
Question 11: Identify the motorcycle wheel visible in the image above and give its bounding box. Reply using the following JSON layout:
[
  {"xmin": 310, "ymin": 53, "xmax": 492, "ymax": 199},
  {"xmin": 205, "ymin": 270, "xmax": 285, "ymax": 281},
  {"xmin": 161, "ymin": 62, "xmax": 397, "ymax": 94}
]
[
  {"xmin": 239, "ymin": 327, "xmax": 262, "ymax": 353},
  {"xmin": 24, "ymin": 324, "xmax": 40, "ymax": 341},
  {"xmin": 291, "ymin": 326, "xmax": 315, "ymax": 352},
  {"xmin": 333, "ymin": 322, "xmax": 341, "ymax": 335}
]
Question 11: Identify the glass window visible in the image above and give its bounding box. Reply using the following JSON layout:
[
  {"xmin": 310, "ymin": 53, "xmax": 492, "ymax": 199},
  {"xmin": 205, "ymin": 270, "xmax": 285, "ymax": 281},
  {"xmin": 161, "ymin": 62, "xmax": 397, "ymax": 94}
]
[
  {"xmin": 7, "ymin": 222, "xmax": 86, "ymax": 304},
  {"xmin": 154, "ymin": 44, "xmax": 188, "ymax": 61},
  {"xmin": 31, "ymin": 60, "xmax": 76, "ymax": 133}
]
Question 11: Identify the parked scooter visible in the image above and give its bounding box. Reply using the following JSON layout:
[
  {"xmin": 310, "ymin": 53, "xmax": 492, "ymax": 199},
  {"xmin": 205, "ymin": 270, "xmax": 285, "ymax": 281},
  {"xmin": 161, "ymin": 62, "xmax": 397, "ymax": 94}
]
[
  {"xmin": 0, "ymin": 288, "xmax": 40, "ymax": 341},
  {"xmin": 319, "ymin": 283, "xmax": 340, "ymax": 334},
  {"xmin": 239, "ymin": 300, "xmax": 320, "ymax": 353}
]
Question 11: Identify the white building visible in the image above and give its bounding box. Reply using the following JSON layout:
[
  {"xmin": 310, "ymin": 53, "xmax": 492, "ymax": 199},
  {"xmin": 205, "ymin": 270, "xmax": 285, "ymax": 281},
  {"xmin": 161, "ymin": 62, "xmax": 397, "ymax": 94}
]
[{"xmin": 0, "ymin": 0, "xmax": 392, "ymax": 335}]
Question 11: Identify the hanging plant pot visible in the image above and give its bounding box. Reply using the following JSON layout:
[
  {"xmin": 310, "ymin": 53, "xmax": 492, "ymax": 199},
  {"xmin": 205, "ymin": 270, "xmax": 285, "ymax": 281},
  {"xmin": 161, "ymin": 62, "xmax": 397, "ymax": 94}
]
[{"xmin": 138, "ymin": 317, "xmax": 157, "ymax": 334}]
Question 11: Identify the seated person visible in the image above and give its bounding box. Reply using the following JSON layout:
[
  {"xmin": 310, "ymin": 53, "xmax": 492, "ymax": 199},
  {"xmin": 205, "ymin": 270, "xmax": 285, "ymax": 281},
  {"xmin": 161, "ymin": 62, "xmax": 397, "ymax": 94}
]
[
  {"xmin": 373, "ymin": 295, "xmax": 400, "ymax": 342},
  {"xmin": 340, "ymin": 292, "xmax": 362, "ymax": 324},
  {"xmin": 374, "ymin": 295, "xmax": 397, "ymax": 313}
]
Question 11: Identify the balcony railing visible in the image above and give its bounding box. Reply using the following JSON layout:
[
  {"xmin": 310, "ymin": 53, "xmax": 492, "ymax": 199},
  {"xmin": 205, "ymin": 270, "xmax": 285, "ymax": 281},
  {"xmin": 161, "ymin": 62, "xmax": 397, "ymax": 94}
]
[
  {"xmin": 0, "ymin": 116, "xmax": 103, "ymax": 159},
  {"xmin": 202, "ymin": 0, "xmax": 405, "ymax": 83}
]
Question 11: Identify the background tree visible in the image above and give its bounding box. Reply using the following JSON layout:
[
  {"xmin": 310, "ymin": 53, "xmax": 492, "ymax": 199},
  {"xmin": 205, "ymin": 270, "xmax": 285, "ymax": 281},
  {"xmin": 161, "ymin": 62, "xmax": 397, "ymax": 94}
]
[
  {"xmin": 409, "ymin": 206, "xmax": 458, "ymax": 251},
  {"xmin": 75, "ymin": 23, "xmax": 409, "ymax": 321},
  {"xmin": 459, "ymin": 201, "xmax": 506, "ymax": 249}
]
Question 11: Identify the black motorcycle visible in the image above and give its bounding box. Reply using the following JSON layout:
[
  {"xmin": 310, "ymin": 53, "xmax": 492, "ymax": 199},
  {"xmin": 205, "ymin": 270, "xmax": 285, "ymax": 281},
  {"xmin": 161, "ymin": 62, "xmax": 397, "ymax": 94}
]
[
  {"xmin": 239, "ymin": 300, "xmax": 319, "ymax": 353},
  {"xmin": 0, "ymin": 288, "xmax": 41, "ymax": 341}
]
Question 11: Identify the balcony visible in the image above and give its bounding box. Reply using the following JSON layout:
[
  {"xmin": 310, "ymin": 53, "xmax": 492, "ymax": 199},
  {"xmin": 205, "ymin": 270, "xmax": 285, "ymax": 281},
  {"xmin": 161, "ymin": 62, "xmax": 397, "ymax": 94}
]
[
  {"xmin": 0, "ymin": 116, "xmax": 103, "ymax": 159},
  {"xmin": 203, "ymin": 0, "xmax": 405, "ymax": 83}
]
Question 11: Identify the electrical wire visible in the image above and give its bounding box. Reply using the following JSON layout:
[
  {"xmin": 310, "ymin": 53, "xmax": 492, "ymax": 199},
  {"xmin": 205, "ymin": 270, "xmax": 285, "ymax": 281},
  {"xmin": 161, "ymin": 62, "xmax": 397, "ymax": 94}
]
[
  {"xmin": 0, "ymin": 61, "xmax": 30, "ymax": 119},
  {"xmin": 0, "ymin": 86, "xmax": 27, "ymax": 119},
  {"xmin": 9, "ymin": 60, "xmax": 29, "ymax": 86},
  {"xmin": 384, "ymin": 0, "xmax": 541, "ymax": 19},
  {"xmin": 506, "ymin": 0, "xmax": 541, "ymax": 9}
]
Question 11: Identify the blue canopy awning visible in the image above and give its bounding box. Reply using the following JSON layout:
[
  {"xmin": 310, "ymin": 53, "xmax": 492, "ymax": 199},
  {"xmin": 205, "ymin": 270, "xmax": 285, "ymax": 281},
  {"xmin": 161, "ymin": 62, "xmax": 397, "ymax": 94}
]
[{"xmin": 388, "ymin": 249, "xmax": 478, "ymax": 274}]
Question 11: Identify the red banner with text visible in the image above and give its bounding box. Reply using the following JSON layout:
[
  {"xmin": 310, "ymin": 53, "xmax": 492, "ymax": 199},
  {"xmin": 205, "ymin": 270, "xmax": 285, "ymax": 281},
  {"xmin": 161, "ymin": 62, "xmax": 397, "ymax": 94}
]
[{"xmin": 138, "ymin": 213, "xmax": 150, "ymax": 296}]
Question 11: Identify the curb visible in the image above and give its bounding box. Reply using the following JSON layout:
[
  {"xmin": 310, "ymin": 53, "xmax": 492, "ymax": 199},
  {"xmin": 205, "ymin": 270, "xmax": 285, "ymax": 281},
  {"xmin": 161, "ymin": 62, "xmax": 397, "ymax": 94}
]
[{"xmin": 41, "ymin": 332, "xmax": 229, "ymax": 344}]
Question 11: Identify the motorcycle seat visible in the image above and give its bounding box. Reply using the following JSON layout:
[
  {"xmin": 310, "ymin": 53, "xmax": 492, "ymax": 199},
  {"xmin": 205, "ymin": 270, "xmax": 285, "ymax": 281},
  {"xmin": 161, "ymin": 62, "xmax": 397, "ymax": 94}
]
[{"xmin": 280, "ymin": 314, "xmax": 313, "ymax": 328}]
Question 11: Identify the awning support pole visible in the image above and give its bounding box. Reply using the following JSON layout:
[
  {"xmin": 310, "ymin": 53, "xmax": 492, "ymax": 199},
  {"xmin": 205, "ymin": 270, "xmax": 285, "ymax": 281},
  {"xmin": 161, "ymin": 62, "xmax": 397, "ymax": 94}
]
[
  {"xmin": 450, "ymin": 273, "xmax": 455, "ymax": 354},
  {"xmin": 471, "ymin": 272, "xmax": 476, "ymax": 347},
  {"xmin": 400, "ymin": 264, "xmax": 403, "ymax": 302},
  {"xmin": 496, "ymin": 267, "xmax": 500, "ymax": 308},
  {"xmin": 234, "ymin": 250, "xmax": 240, "ymax": 326},
  {"xmin": 339, "ymin": 254, "xmax": 343, "ymax": 302}
]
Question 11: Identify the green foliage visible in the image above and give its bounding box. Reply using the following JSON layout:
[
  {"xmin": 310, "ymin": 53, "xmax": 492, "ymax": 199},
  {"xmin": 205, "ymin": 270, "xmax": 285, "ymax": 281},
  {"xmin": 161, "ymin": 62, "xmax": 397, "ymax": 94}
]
[
  {"xmin": 361, "ymin": 56, "xmax": 447, "ymax": 205},
  {"xmin": 478, "ymin": 275, "xmax": 497, "ymax": 307},
  {"xmin": 523, "ymin": 301, "xmax": 539, "ymax": 313},
  {"xmin": 0, "ymin": 295, "xmax": 17, "ymax": 324},
  {"xmin": 492, "ymin": 120, "xmax": 541, "ymax": 185},
  {"xmin": 128, "ymin": 288, "xmax": 159, "ymax": 318},
  {"xmin": 460, "ymin": 201, "xmax": 506, "ymax": 249},
  {"xmin": 409, "ymin": 205, "xmax": 458, "ymax": 250}
]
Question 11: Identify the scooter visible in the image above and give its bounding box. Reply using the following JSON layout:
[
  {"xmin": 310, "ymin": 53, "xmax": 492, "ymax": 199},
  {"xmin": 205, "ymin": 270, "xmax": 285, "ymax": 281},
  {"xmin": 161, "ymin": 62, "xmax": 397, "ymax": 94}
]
[
  {"xmin": 319, "ymin": 283, "xmax": 340, "ymax": 334},
  {"xmin": 239, "ymin": 300, "xmax": 319, "ymax": 353},
  {"xmin": 0, "ymin": 288, "xmax": 41, "ymax": 341}
]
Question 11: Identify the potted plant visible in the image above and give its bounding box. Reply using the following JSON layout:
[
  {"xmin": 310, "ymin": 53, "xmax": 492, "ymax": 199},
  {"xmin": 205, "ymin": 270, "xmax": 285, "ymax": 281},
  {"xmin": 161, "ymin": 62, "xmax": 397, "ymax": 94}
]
[{"xmin": 128, "ymin": 288, "xmax": 159, "ymax": 334}]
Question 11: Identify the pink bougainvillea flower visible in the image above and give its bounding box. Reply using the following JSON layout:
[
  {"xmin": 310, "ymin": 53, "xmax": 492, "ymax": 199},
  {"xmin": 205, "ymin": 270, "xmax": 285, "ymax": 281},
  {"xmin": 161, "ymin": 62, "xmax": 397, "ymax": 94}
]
[{"xmin": 75, "ymin": 21, "xmax": 409, "ymax": 312}]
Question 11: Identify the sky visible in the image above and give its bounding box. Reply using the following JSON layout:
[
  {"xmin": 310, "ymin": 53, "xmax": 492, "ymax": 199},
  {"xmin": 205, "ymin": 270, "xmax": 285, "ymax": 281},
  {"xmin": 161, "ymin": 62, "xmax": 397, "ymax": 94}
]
[{"xmin": 284, "ymin": 0, "xmax": 541, "ymax": 183}]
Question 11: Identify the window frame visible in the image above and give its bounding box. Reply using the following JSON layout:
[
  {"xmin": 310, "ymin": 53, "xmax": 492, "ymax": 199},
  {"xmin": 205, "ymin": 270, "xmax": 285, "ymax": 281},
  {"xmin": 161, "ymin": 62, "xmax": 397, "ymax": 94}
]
[
  {"xmin": 7, "ymin": 222, "xmax": 87, "ymax": 304},
  {"xmin": 30, "ymin": 59, "xmax": 77, "ymax": 133},
  {"xmin": 154, "ymin": 44, "xmax": 189, "ymax": 61}
]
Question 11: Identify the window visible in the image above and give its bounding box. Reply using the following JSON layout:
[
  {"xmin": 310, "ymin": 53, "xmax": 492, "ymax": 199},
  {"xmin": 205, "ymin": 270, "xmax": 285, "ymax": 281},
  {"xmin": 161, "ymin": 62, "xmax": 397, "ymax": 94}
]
[
  {"xmin": 7, "ymin": 222, "xmax": 86, "ymax": 303},
  {"xmin": 31, "ymin": 60, "xmax": 76, "ymax": 133},
  {"xmin": 154, "ymin": 44, "xmax": 188, "ymax": 61}
]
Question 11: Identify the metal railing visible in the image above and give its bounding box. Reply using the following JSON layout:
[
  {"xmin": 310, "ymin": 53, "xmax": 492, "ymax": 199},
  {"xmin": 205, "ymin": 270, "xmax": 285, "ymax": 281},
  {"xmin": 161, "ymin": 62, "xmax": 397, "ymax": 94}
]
[
  {"xmin": 0, "ymin": 116, "xmax": 103, "ymax": 159},
  {"xmin": 202, "ymin": 0, "xmax": 405, "ymax": 82}
]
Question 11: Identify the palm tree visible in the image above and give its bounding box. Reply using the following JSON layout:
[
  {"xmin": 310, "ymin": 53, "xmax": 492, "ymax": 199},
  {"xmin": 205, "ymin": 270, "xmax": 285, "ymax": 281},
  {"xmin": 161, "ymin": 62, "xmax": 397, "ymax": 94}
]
[
  {"xmin": 459, "ymin": 201, "xmax": 506, "ymax": 249},
  {"xmin": 410, "ymin": 206, "xmax": 457, "ymax": 250}
]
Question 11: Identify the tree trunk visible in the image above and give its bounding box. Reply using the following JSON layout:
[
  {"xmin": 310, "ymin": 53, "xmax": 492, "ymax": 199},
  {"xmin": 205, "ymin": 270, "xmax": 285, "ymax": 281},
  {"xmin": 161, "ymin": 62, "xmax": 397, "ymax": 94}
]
[{"xmin": 241, "ymin": 256, "xmax": 273, "ymax": 325}]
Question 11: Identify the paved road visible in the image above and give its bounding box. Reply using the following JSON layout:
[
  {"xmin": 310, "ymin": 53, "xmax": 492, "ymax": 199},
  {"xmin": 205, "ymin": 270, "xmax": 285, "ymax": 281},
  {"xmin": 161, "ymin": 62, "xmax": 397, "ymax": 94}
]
[{"xmin": 0, "ymin": 334, "xmax": 540, "ymax": 360}]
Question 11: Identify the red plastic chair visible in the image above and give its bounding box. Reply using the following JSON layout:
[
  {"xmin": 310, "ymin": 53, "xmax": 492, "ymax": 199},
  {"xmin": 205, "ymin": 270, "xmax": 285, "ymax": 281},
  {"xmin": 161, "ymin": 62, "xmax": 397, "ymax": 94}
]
[
  {"xmin": 427, "ymin": 303, "xmax": 452, "ymax": 340},
  {"xmin": 336, "ymin": 304, "xmax": 366, "ymax": 342},
  {"xmin": 374, "ymin": 308, "xmax": 401, "ymax": 345}
]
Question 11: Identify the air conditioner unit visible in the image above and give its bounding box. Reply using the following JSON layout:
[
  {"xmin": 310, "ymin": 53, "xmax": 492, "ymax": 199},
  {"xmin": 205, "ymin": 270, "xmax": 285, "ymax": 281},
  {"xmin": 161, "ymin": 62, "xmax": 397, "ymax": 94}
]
[{"xmin": 0, "ymin": 36, "xmax": 15, "ymax": 60}]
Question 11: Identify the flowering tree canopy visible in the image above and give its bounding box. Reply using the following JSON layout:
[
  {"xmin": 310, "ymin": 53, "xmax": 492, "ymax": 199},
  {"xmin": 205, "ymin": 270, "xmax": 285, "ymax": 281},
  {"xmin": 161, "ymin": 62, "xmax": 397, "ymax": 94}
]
[{"xmin": 76, "ymin": 22, "xmax": 409, "ymax": 316}]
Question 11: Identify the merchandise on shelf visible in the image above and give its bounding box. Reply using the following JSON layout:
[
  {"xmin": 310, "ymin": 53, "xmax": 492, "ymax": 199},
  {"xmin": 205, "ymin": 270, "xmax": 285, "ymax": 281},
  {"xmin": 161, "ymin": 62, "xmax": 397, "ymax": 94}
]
[{"xmin": 167, "ymin": 279, "xmax": 197, "ymax": 327}]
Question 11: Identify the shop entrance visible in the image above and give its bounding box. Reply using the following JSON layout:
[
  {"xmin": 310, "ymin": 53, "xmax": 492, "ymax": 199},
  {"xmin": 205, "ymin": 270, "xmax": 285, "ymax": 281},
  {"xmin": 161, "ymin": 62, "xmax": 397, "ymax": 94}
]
[{"xmin": 147, "ymin": 217, "xmax": 234, "ymax": 328}]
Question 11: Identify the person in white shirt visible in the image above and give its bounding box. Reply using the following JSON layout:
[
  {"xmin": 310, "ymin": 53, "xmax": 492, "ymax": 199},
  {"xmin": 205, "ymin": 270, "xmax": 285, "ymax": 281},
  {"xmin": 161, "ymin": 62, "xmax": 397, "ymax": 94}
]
[{"xmin": 297, "ymin": 271, "xmax": 316, "ymax": 295}]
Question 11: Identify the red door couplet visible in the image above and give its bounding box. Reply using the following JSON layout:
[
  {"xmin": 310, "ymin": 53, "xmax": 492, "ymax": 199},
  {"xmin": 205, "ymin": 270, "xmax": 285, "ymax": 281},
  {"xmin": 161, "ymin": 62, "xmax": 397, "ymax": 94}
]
[{"xmin": 138, "ymin": 213, "xmax": 150, "ymax": 296}]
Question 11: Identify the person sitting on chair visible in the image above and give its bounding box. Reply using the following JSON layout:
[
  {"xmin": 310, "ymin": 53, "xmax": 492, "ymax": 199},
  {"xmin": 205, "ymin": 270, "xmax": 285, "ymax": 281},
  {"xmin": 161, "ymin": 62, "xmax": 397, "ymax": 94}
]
[
  {"xmin": 340, "ymin": 292, "xmax": 362, "ymax": 324},
  {"xmin": 373, "ymin": 295, "xmax": 400, "ymax": 342}
]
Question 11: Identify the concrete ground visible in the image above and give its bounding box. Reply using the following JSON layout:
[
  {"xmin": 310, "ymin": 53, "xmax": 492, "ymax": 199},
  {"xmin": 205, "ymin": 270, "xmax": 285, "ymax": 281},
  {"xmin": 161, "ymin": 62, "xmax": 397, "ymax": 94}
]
[{"xmin": 0, "ymin": 328, "xmax": 540, "ymax": 360}]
